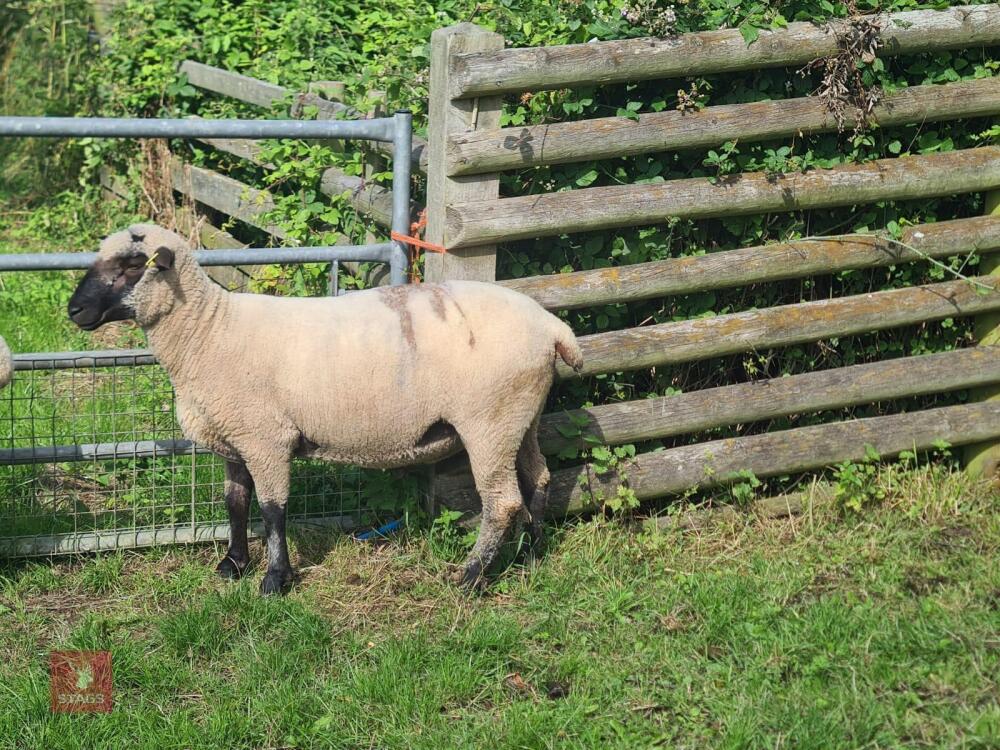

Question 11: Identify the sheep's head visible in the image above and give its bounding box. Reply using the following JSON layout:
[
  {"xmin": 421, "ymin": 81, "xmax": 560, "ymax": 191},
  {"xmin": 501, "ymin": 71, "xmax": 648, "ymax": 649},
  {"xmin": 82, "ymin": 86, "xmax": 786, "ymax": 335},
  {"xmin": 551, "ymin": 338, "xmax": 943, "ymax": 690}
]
[{"xmin": 68, "ymin": 224, "xmax": 185, "ymax": 330}]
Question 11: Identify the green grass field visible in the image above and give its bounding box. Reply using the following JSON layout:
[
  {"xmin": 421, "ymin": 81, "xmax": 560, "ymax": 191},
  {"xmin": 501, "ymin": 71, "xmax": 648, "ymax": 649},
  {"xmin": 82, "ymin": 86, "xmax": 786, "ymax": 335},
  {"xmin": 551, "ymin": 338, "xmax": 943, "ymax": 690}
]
[{"xmin": 1, "ymin": 469, "xmax": 998, "ymax": 749}]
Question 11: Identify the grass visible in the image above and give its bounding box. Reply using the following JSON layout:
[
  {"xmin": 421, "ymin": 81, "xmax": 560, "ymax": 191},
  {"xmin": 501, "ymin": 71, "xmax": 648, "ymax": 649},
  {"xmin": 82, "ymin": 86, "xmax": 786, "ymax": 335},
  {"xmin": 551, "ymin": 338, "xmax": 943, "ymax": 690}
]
[{"xmin": 0, "ymin": 466, "xmax": 997, "ymax": 749}]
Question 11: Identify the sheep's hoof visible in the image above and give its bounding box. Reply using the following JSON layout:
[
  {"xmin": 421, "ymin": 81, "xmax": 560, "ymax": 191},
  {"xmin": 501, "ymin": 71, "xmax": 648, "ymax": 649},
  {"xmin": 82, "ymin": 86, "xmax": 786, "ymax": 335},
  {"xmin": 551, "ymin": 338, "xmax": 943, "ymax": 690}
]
[
  {"xmin": 525, "ymin": 523, "xmax": 547, "ymax": 561},
  {"xmin": 215, "ymin": 554, "xmax": 249, "ymax": 581},
  {"xmin": 260, "ymin": 568, "xmax": 293, "ymax": 596},
  {"xmin": 458, "ymin": 559, "xmax": 486, "ymax": 593}
]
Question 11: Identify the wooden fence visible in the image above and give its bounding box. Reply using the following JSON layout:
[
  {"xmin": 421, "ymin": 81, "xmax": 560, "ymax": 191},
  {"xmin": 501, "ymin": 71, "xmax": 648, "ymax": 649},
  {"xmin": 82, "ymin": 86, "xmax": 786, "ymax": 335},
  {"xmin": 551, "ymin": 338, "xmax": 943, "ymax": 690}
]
[
  {"xmin": 134, "ymin": 5, "xmax": 1000, "ymax": 517},
  {"xmin": 423, "ymin": 5, "xmax": 1000, "ymax": 514}
]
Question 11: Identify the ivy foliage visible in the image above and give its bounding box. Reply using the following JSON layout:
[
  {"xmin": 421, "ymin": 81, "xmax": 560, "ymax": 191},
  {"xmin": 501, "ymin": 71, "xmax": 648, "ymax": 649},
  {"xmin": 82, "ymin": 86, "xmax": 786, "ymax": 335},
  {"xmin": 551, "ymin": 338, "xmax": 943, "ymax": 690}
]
[{"xmin": 76, "ymin": 1, "xmax": 999, "ymax": 483}]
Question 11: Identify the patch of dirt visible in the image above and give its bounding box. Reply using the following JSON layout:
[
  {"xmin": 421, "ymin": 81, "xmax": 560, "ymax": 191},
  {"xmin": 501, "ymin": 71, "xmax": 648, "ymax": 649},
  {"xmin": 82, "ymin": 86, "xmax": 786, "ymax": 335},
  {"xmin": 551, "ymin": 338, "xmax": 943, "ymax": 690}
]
[
  {"xmin": 656, "ymin": 605, "xmax": 696, "ymax": 635},
  {"xmin": 300, "ymin": 542, "xmax": 457, "ymax": 635},
  {"xmin": 785, "ymin": 563, "xmax": 855, "ymax": 605},
  {"xmin": 902, "ymin": 568, "xmax": 951, "ymax": 597},
  {"xmin": 921, "ymin": 524, "xmax": 979, "ymax": 555}
]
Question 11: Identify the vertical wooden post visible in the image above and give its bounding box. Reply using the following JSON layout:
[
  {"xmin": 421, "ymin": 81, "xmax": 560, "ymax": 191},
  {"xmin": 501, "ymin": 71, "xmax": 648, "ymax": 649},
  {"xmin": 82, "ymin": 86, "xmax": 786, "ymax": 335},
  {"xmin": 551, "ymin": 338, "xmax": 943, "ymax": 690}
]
[
  {"xmin": 424, "ymin": 23, "xmax": 504, "ymax": 283},
  {"xmin": 964, "ymin": 192, "xmax": 1000, "ymax": 483}
]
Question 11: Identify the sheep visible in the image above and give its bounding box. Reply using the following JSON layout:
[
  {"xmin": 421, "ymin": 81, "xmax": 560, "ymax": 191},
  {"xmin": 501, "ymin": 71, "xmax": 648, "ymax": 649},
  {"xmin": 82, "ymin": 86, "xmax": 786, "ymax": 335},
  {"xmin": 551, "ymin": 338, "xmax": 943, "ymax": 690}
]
[
  {"xmin": 0, "ymin": 335, "xmax": 11, "ymax": 389},
  {"xmin": 68, "ymin": 224, "xmax": 582, "ymax": 595}
]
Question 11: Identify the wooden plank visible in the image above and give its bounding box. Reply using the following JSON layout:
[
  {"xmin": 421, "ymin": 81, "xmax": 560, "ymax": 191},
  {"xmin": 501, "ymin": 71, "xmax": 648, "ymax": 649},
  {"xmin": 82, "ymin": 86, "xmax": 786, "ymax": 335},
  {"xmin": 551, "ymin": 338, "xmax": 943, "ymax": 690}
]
[
  {"xmin": 179, "ymin": 60, "xmax": 349, "ymax": 118},
  {"xmin": 99, "ymin": 166, "xmax": 132, "ymax": 201},
  {"xmin": 449, "ymin": 4, "xmax": 1000, "ymax": 98},
  {"xmin": 173, "ymin": 207, "xmax": 262, "ymax": 292},
  {"xmin": 181, "ymin": 60, "xmax": 293, "ymax": 109},
  {"xmin": 193, "ymin": 135, "xmax": 271, "ymax": 167},
  {"xmin": 446, "ymin": 147, "xmax": 1000, "ymax": 248},
  {"xmin": 167, "ymin": 157, "xmax": 291, "ymax": 240},
  {"xmin": 424, "ymin": 23, "xmax": 505, "ymax": 282},
  {"xmin": 499, "ymin": 215, "xmax": 1000, "ymax": 310},
  {"xmin": 560, "ymin": 275, "xmax": 1000, "ymax": 379},
  {"xmin": 540, "ymin": 346, "xmax": 1000, "ymax": 454},
  {"xmin": 179, "ymin": 60, "xmax": 429, "ymax": 173},
  {"xmin": 448, "ymin": 77, "xmax": 1000, "ymax": 175},
  {"xmin": 541, "ymin": 401, "xmax": 1000, "ymax": 518},
  {"xmin": 320, "ymin": 169, "xmax": 396, "ymax": 228},
  {"xmin": 964, "ymin": 193, "xmax": 1000, "ymax": 482}
]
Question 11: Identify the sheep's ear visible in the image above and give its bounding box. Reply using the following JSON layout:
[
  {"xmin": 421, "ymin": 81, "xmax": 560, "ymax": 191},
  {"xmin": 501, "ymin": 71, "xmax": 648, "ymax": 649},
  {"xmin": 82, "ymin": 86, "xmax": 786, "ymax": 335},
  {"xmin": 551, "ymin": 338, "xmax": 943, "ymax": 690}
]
[{"xmin": 150, "ymin": 246, "xmax": 175, "ymax": 271}]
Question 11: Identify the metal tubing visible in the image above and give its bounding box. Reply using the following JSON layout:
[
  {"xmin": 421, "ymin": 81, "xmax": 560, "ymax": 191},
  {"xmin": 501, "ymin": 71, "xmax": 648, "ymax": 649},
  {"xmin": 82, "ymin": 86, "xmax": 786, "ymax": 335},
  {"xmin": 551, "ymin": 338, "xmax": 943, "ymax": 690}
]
[
  {"xmin": 14, "ymin": 350, "xmax": 157, "ymax": 370},
  {"xmin": 0, "ymin": 243, "xmax": 396, "ymax": 272},
  {"xmin": 0, "ymin": 515, "xmax": 356, "ymax": 558},
  {"xmin": 0, "ymin": 115, "xmax": 397, "ymax": 142},
  {"xmin": 389, "ymin": 110, "xmax": 413, "ymax": 285},
  {"xmin": 0, "ymin": 439, "xmax": 207, "ymax": 466}
]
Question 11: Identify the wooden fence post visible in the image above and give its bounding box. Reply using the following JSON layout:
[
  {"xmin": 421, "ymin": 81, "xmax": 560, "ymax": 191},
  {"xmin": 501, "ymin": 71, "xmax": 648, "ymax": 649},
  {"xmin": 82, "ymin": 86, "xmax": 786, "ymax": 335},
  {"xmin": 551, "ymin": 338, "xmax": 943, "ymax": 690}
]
[
  {"xmin": 964, "ymin": 191, "xmax": 1000, "ymax": 483},
  {"xmin": 424, "ymin": 23, "xmax": 504, "ymax": 282}
]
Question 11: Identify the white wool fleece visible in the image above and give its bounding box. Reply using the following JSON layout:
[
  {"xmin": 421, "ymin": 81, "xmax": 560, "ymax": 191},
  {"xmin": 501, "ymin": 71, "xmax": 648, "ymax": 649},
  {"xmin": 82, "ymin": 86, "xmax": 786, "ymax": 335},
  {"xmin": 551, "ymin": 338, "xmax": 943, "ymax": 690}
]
[{"xmin": 0, "ymin": 335, "xmax": 11, "ymax": 389}]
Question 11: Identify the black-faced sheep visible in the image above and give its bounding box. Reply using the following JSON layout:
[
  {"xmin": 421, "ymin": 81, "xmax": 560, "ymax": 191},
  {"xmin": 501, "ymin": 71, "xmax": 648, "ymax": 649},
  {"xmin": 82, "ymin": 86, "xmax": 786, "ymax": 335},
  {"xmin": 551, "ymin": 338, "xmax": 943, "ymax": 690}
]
[
  {"xmin": 0, "ymin": 336, "xmax": 11, "ymax": 389},
  {"xmin": 68, "ymin": 224, "xmax": 582, "ymax": 594}
]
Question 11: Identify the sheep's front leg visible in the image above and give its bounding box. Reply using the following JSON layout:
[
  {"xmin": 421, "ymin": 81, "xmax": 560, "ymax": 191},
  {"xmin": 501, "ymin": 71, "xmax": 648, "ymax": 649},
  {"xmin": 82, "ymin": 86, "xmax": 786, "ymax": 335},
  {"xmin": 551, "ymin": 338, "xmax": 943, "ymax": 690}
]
[
  {"xmin": 246, "ymin": 457, "xmax": 294, "ymax": 596},
  {"xmin": 216, "ymin": 460, "xmax": 254, "ymax": 580}
]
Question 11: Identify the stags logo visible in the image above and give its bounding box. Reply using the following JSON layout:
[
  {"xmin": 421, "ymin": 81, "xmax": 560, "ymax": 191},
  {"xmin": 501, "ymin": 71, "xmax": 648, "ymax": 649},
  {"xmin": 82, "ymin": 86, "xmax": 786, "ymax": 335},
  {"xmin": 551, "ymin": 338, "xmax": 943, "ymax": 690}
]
[{"xmin": 50, "ymin": 651, "xmax": 112, "ymax": 713}]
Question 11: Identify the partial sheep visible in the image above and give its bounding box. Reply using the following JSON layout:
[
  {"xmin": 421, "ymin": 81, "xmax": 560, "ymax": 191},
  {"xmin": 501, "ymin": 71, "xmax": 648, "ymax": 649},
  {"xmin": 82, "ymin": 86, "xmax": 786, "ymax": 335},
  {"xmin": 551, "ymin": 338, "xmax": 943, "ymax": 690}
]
[
  {"xmin": 68, "ymin": 224, "xmax": 582, "ymax": 595},
  {"xmin": 0, "ymin": 335, "xmax": 11, "ymax": 389}
]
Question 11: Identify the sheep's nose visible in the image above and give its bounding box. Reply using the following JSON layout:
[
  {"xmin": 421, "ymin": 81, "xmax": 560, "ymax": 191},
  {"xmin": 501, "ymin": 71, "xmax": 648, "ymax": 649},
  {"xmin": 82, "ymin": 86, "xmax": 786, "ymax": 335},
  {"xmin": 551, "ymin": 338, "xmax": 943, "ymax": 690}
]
[{"xmin": 68, "ymin": 304, "xmax": 84, "ymax": 319}]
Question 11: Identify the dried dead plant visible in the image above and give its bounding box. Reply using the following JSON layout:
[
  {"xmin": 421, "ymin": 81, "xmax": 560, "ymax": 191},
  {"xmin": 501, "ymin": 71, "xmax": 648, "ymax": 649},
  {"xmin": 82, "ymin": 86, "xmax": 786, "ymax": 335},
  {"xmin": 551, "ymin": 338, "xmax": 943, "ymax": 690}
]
[{"xmin": 801, "ymin": 9, "xmax": 883, "ymax": 135}]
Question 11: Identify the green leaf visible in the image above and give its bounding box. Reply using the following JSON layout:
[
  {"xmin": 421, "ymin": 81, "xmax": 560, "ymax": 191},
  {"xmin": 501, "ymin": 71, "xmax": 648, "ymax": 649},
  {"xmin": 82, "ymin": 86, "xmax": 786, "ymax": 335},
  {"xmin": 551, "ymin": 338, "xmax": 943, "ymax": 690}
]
[
  {"xmin": 555, "ymin": 423, "xmax": 581, "ymax": 438},
  {"xmin": 739, "ymin": 24, "xmax": 760, "ymax": 46},
  {"xmin": 575, "ymin": 169, "xmax": 599, "ymax": 187}
]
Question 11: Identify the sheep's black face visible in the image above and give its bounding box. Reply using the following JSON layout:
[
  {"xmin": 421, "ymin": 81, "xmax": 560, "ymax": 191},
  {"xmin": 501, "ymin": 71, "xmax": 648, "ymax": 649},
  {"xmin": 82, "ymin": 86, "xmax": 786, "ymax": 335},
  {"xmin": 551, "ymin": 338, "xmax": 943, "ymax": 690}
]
[{"xmin": 68, "ymin": 248, "xmax": 173, "ymax": 330}]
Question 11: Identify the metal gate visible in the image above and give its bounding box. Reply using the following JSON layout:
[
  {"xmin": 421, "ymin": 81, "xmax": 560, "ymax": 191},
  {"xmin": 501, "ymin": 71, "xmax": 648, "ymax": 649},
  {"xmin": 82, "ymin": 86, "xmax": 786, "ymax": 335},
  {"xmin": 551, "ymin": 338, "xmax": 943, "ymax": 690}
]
[{"xmin": 0, "ymin": 112, "xmax": 412, "ymax": 556}]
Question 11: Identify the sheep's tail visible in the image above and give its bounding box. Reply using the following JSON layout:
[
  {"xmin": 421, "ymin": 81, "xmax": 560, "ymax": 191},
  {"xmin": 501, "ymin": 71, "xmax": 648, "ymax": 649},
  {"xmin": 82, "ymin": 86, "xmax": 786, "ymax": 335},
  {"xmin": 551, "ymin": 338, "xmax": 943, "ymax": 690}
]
[{"xmin": 550, "ymin": 318, "xmax": 583, "ymax": 374}]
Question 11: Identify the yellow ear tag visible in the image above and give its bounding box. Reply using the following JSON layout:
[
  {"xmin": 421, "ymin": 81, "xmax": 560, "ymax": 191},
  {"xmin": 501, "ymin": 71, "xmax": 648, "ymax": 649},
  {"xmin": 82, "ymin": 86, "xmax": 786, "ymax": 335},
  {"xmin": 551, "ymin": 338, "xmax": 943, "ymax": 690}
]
[{"xmin": 145, "ymin": 251, "xmax": 159, "ymax": 269}]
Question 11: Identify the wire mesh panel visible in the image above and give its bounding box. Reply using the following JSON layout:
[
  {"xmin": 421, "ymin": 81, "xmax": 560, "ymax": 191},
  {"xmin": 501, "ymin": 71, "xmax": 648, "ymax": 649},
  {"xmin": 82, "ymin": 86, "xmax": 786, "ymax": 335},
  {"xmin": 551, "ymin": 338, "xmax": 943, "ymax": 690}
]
[{"xmin": 0, "ymin": 355, "xmax": 372, "ymax": 556}]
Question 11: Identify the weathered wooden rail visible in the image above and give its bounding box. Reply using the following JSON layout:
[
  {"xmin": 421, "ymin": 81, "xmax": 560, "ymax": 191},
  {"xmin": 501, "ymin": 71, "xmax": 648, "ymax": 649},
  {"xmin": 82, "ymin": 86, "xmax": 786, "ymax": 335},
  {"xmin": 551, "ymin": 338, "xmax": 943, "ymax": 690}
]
[
  {"xmin": 447, "ymin": 4, "xmax": 1000, "ymax": 97},
  {"xmin": 499, "ymin": 216, "xmax": 1000, "ymax": 310},
  {"xmin": 446, "ymin": 147, "xmax": 1000, "ymax": 248},
  {"xmin": 449, "ymin": 77, "xmax": 1000, "ymax": 174},
  {"xmin": 425, "ymin": 4, "xmax": 1000, "ymax": 510}
]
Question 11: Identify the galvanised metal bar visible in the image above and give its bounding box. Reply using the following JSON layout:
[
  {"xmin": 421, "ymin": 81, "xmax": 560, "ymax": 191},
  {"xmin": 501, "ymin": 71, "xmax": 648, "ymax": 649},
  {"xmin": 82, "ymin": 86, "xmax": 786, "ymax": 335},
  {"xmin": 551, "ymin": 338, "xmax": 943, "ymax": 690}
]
[
  {"xmin": 0, "ymin": 439, "xmax": 207, "ymax": 465},
  {"xmin": 0, "ymin": 116, "xmax": 397, "ymax": 142},
  {"xmin": 14, "ymin": 349, "xmax": 157, "ymax": 369},
  {"xmin": 0, "ymin": 515, "xmax": 356, "ymax": 558},
  {"xmin": 389, "ymin": 110, "xmax": 414, "ymax": 286},
  {"xmin": 0, "ymin": 242, "xmax": 396, "ymax": 271}
]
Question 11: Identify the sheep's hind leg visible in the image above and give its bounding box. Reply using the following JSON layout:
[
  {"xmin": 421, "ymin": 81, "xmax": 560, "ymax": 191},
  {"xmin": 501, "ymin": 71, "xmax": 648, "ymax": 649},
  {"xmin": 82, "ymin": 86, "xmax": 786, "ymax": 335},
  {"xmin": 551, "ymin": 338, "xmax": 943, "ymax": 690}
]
[
  {"xmin": 246, "ymin": 456, "xmax": 294, "ymax": 596},
  {"xmin": 216, "ymin": 459, "xmax": 254, "ymax": 580},
  {"xmin": 460, "ymin": 462, "xmax": 525, "ymax": 591},
  {"xmin": 516, "ymin": 418, "xmax": 549, "ymax": 558}
]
